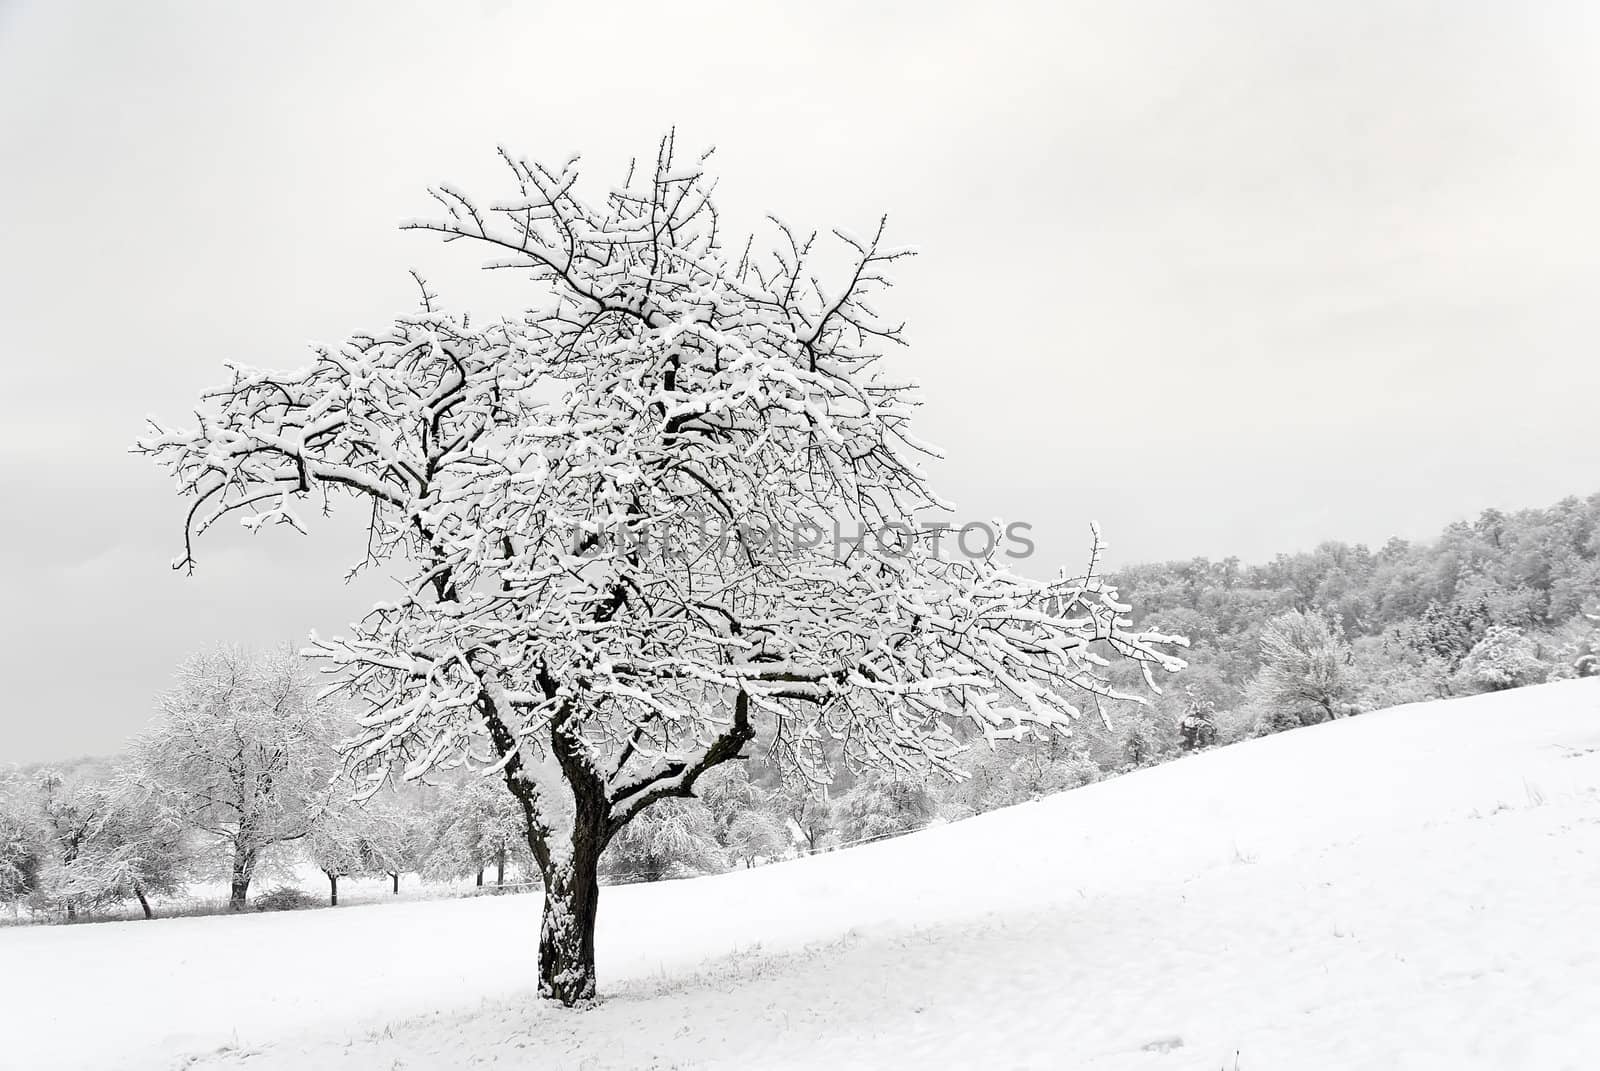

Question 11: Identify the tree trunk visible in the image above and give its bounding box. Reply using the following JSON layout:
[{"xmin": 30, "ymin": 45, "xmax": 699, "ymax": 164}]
[
  {"xmin": 229, "ymin": 846, "xmax": 256, "ymax": 910},
  {"xmin": 391, "ymin": 872, "xmax": 400, "ymax": 894},
  {"xmin": 326, "ymin": 870, "xmax": 339, "ymax": 907},
  {"xmin": 496, "ymin": 849, "xmax": 506, "ymax": 887},
  {"xmin": 475, "ymin": 868, "xmax": 484, "ymax": 888},
  {"xmin": 134, "ymin": 884, "xmax": 153, "ymax": 920},
  {"xmin": 536, "ymin": 821, "xmax": 604, "ymax": 1006},
  {"xmin": 65, "ymin": 902, "xmax": 76, "ymax": 922}
]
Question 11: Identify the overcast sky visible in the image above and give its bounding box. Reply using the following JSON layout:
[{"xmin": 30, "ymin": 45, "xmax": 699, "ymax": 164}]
[{"xmin": 2, "ymin": 0, "xmax": 1597, "ymax": 763}]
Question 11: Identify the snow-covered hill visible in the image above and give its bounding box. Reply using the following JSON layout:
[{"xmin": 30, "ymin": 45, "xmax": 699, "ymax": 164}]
[{"xmin": 5, "ymin": 680, "xmax": 1600, "ymax": 1070}]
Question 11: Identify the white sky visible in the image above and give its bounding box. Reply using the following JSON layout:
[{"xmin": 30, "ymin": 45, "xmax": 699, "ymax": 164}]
[{"xmin": 2, "ymin": 0, "xmax": 1597, "ymax": 763}]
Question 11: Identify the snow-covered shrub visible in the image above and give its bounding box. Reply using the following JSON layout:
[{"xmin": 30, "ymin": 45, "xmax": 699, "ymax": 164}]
[
  {"xmin": 1455, "ymin": 626, "xmax": 1550, "ymax": 693},
  {"xmin": 1565, "ymin": 614, "xmax": 1600, "ymax": 677},
  {"xmin": 1012, "ymin": 746, "xmax": 1095, "ymax": 803},
  {"xmin": 254, "ymin": 886, "xmax": 316, "ymax": 912}
]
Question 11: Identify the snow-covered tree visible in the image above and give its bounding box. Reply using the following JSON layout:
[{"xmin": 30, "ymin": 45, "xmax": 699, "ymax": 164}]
[
  {"xmin": 55, "ymin": 784, "xmax": 189, "ymax": 919},
  {"xmin": 1176, "ymin": 693, "xmax": 1218, "ymax": 752},
  {"xmin": 33, "ymin": 770, "xmax": 110, "ymax": 921},
  {"xmin": 1113, "ymin": 705, "xmax": 1177, "ymax": 768},
  {"xmin": 377, "ymin": 807, "xmax": 429, "ymax": 894},
  {"xmin": 771, "ymin": 779, "xmax": 834, "ymax": 854},
  {"xmin": 1456, "ymin": 625, "xmax": 1549, "ymax": 692},
  {"xmin": 938, "ymin": 739, "xmax": 1100, "ymax": 821},
  {"xmin": 698, "ymin": 763, "xmax": 764, "ymax": 843},
  {"xmin": 421, "ymin": 776, "xmax": 529, "ymax": 887},
  {"xmin": 1252, "ymin": 610, "xmax": 1354, "ymax": 729},
  {"xmin": 137, "ymin": 135, "xmax": 1183, "ymax": 1003},
  {"xmin": 305, "ymin": 799, "xmax": 408, "ymax": 906},
  {"xmin": 130, "ymin": 647, "xmax": 340, "ymax": 909},
  {"xmin": 0, "ymin": 794, "xmax": 46, "ymax": 909},
  {"xmin": 601, "ymin": 797, "xmax": 726, "ymax": 882},
  {"xmin": 723, "ymin": 810, "xmax": 788, "ymax": 867},
  {"xmin": 832, "ymin": 770, "xmax": 937, "ymax": 846}
]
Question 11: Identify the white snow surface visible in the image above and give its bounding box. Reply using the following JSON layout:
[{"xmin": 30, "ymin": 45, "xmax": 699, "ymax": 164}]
[{"xmin": 5, "ymin": 679, "xmax": 1600, "ymax": 1070}]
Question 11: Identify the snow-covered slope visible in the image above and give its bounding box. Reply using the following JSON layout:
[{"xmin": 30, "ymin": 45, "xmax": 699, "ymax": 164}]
[{"xmin": 5, "ymin": 680, "xmax": 1600, "ymax": 1070}]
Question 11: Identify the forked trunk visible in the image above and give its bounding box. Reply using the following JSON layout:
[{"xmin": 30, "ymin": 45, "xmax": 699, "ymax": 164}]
[
  {"xmin": 327, "ymin": 871, "xmax": 339, "ymax": 907},
  {"xmin": 536, "ymin": 818, "xmax": 604, "ymax": 1006}
]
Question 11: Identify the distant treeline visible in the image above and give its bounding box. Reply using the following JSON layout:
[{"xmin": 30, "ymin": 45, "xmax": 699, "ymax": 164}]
[{"xmin": 1098, "ymin": 489, "xmax": 1600, "ymax": 750}]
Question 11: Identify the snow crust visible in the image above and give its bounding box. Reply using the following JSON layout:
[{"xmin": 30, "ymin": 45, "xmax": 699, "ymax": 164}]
[{"xmin": 3, "ymin": 679, "xmax": 1598, "ymax": 1069}]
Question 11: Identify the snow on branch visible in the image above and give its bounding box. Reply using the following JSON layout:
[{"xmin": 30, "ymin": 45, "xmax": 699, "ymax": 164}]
[{"xmin": 139, "ymin": 133, "xmax": 1185, "ymax": 852}]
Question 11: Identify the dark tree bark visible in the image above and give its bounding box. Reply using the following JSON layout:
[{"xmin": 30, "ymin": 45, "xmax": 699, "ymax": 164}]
[
  {"xmin": 531, "ymin": 787, "xmax": 608, "ymax": 1005},
  {"xmin": 134, "ymin": 884, "xmax": 153, "ymax": 920},
  {"xmin": 475, "ymin": 868, "xmax": 484, "ymax": 888},
  {"xmin": 326, "ymin": 870, "xmax": 339, "ymax": 907},
  {"xmin": 391, "ymin": 872, "xmax": 400, "ymax": 894},
  {"xmin": 495, "ymin": 849, "xmax": 506, "ymax": 888},
  {"xmin": 228, "ymin": 844, "xmax": 257, "ymax": 910},
  {"xmin": 482, "ymin": 673, "xmax": 754, "ymax": 1007}
]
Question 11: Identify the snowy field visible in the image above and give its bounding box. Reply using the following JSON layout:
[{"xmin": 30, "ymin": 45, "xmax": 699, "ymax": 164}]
[{"xmin": 4, "ymin": 679, "xmax": 1599, "ymax": 1070}]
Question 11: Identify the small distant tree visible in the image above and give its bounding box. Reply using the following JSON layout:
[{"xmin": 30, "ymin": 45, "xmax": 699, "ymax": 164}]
[
  {"xmin": 130, "ymin": 647, "xmax": 339, "ymax": 909},
  {"xmin": 939, "ymin": 749, "xmax": 1012, "ymax": 820},
  {"xmin": 831, "ymin": 771, "xmax": 937, "ymax": 846},
  {"xmin": 34, "ymin": 770, "xmax": 110, "ymax": 921},
  {"xmin": 1176, "ymin": 694, "xmax": 1218, "ymax": 752},
  {"xmin": 138, "ymin": 134, "xmax": 1183, "ymax": 1002},
  {"xmin": 601, "ymin": 798, "xmax": 726, "ymax": 883},
  {"xmin": 698, "ymin": 764, "xmax": 764, "ymax": 844},
  {"xmin": 724, "ymin": 811, "xmax": 787, "ymax": 868},
  {"xmin": 304, "ymin": 800, "xmax": 406, "ymax": 906},
  {"xmin": 379, "ymin": 809, "xmax": 429, "ymax": 894},
  {"xmin": 422, "ymin": 777, "xmax": 528, "ymax": 888},
  {"xmin": 1252, "ymin": 610, "xmax": 1355, "ymax": 728},
  {"xmin": 1115, "ymin": 706, "xmax": 1176, "ymax": 768},
  {"xmin": 772, "ymin": 780, "xmax": 834, "ymax": 854},
  {"xmin": 57, "ymin": 784, "xmax": 189, "ymax": 919}
]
